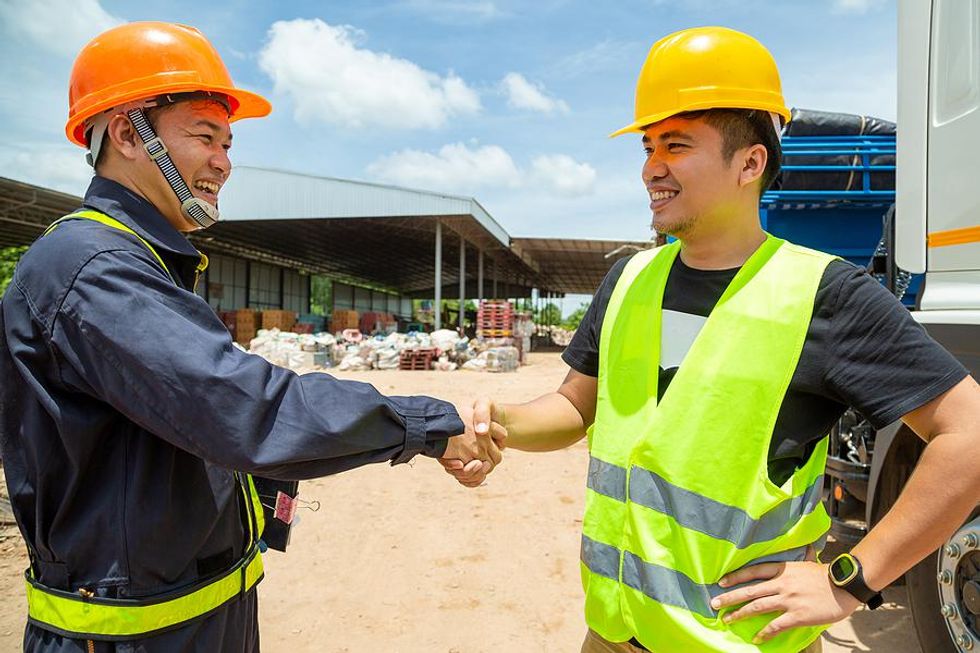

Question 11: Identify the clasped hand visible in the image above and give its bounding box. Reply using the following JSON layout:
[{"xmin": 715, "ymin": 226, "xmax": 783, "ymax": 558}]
[{"xmin": 438, "ymin": 398, "xmax": 508, "ymax": 487}]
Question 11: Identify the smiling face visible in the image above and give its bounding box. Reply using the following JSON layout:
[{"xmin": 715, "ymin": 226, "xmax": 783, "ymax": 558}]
[
  {"xmin": 141, "ymin": 99, "xmax": 233, "ymax": 231},
  {"xmin": 641, "ymin": 115, "xmax": 746, "ymax": 239}
]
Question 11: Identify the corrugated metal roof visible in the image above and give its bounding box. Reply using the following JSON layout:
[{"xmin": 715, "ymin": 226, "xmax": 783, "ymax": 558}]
[
  {"xmin": 0, "ymin": 177, "xmax": 82, "ymax": 249},
  {"xmin": 1, "ymin": 175, "xmax": 641, "ymax": 296},
  {"xmin": 220, "ymin": 166, "xmax": 511, "ymax": 247},
  {"xmin": 511, "ymin": 237, "xmax": 653, "ymax": 294}
]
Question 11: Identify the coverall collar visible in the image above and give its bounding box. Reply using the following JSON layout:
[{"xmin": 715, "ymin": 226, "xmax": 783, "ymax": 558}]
[{"xmin": 81, "ymin": 176, "xmax": 202, "ymax": 259}]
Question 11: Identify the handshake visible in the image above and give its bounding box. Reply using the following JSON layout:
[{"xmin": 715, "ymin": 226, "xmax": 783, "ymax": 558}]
[{"xmin": 438, "ymin": 398, "xmax": 507, "ymax": 487}]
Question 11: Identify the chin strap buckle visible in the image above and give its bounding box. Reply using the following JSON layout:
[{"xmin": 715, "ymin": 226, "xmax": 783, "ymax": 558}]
[{"xmin": 142, "ymin": 136, "xmax": 169, "ymax": 162}]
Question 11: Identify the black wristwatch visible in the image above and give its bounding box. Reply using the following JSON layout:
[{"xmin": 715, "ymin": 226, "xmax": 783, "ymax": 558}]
[{"xmin": 828, "ymin": 553, "xmax": 884, "ymax": 609}]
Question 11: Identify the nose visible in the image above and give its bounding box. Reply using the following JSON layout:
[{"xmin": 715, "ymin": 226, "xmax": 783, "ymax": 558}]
[
  {"xmin": 210, "ymin": 147, "xmax": 231, "ymax": 179},
  {"xmin": 642, "ymin": 154, "xmax": 668, "ymax": 186}
]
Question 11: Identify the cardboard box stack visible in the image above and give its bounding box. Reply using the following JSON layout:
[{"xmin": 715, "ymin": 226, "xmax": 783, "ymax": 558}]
[
  {"xmin": 235, "ymin": 309, "xmax": 258, "ymax": 345},
  {"xmin": 331, "ymin": 309, "xmax": 359, "ymax": 332},
  {"xmin": 261, "ymin": 310, "xmax": 297, "ymax": 332}
]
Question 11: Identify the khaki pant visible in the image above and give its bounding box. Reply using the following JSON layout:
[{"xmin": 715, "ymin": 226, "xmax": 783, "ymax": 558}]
[{"xmin": 580, "ymin": 629, "xmax": 823, "ymax": 653}]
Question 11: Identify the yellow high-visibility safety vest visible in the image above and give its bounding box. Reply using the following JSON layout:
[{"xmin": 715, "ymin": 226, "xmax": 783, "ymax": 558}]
[
  {"xmin": 24, "ymin": 210, "xmax": 266, "ymax": 640},
  {"xmin": 582, "ymin": 235, "xmax": 834, "ymax": 652}
]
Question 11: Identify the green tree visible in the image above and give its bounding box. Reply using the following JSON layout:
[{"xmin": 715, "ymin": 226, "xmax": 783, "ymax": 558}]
[
  {"xmin": 563, "ymin": 301, "xmax": 591, "ymax": 330},
  {"xmin": 309, "ymin": 275, "xmax": 332, "ymax": 315},
  {"xmin": 534, "ymin": 302, "xmax": 562, "ymax": 326},
  {"xmin": 0, "ymin": 246, "xmax": 28, "ymax": 295}
]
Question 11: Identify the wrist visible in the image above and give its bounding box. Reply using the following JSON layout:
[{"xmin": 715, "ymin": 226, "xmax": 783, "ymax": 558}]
[
  {"xmin": 848, "ymin": 546, "xmax": 885, "ymax": 592},
  {"xmin": 495, "ymin": 402, "xmax": 510, "ymax": 429}
]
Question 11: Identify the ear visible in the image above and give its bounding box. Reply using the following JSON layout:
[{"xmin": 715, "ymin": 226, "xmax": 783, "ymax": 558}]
[
  {"xmin": 737, "ymin": 143, "xmax": 768, "ymax": 188},
  {"xmin": 104, "ymin": 114, "xmax": 143, "ymax": 162}
]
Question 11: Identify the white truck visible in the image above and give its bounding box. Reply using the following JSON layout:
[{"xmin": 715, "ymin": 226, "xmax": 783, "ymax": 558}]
[{"xmin": 861, "ymin": 1, "xmax": 980, "ymax": 650}]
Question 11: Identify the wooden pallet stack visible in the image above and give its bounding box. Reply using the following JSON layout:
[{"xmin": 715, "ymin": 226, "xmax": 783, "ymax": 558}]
[
  {"xmin": 477, "ymin": 300, "xmax": 515, "ymax": 337},
  {"xmin": 398, "ymin": 347, "xmax": 438, "ymax": 371}
]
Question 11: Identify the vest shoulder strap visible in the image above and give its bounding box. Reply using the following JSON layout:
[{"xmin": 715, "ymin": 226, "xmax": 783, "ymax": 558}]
[{"xmin": 45, "ymin": 209, "xmax": 175, "ymax": 284}]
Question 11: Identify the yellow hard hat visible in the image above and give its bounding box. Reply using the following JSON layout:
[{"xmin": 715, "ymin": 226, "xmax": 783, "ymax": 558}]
[{"xmin": 610, "ymin": 26, "xmax": 790, "ymax": 137}]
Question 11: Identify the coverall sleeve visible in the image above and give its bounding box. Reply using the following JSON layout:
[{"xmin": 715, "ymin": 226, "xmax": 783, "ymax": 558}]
[{"xmin": 51, "ymin": 249, "xmax": 464, "ymax": 480}]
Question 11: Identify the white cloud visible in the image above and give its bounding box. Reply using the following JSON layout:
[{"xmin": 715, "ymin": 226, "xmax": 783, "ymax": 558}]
[
  {"xmin": 530, "ymin": 154, "xmax": 596, "ymax": 197},
  {"xmin": 367, "ymin": 142, "xmax": 595, "ymax": 197},
  {"xmin": 0, "ymin": 144, "xmax": 94, "ymax": 194},
  {"xmin": 0, "ymin": 0, "xmax": 123, "ymax": 58},
  {"xmin": 258, "ymin": 18, "xmax": 481, "ymax": 130},
  {"xmin": 831, "ymin": 0, "xmax": 887, "ymax": 14},
  {"xmin": 501, "ymin": 73, "xmax": 569, "ymax": 114},
  {"xmin": 367, "ymin": 142, "xmax": 521, "ymax": 191}
]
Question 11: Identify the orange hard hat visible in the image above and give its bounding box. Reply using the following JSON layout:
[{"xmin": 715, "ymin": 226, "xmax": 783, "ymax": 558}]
[{"xmin": 66, "ymin": 21, "xmax": 271, "ymax": 147}]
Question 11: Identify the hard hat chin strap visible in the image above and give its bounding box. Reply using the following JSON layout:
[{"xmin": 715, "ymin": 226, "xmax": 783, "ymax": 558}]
[
  {"xmin": 770, "ymin": 111, "xmax": 784, "ymax": 142},
  {"xmin": 125, "ymin": 107, "xmax": 219, "ymax": 230}
]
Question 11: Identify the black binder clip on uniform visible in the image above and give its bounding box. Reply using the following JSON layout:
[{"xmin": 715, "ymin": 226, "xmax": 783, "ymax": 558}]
[{"xmin": 253, "ymin": 477, "xmax": 321, "ymax": 552}]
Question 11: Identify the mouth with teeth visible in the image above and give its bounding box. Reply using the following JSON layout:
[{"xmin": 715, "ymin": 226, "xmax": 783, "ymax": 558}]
[
  {"xmin": 649, "ymin": 189, "xmax": 679, "ymax": 211},
  {"xmin": 193, "ymin": 180, "xmax": 221, "ymax": 203}
]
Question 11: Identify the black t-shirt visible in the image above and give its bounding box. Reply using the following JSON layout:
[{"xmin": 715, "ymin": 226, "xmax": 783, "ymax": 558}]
[{"xmin": 563, "ymin": 254, "xmax": 968, "ymax": 486}]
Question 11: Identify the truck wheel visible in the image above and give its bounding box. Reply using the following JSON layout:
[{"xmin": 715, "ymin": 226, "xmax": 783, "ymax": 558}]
[
  {"xmin": 907, "ymin": 549, "xmax": 959, "ymax": 652},
  {"xmin": 906, "ymin": 513, "xmax": 980, "ymax": 652}
]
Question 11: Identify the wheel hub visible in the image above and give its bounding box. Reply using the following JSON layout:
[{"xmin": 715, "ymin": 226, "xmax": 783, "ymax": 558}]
[{"xmin": 940, "ymin": 517, "xmax": 980, "ymax": 651}]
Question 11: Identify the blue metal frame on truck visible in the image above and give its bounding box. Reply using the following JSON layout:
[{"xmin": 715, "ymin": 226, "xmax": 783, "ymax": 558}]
[{"xmin": 761, "ymin": 133, "xmax": 921, "ymax": 307}]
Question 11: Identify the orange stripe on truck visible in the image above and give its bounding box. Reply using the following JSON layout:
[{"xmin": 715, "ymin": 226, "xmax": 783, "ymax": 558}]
[{"xmin": 927, "ymin": 225, "xmax": 980, "ymax": 248}]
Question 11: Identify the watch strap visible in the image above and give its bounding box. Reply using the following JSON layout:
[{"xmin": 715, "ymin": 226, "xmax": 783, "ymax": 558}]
[{"xmin": 830, "ymin": 553, "xmax": 884, "ymax": 609}]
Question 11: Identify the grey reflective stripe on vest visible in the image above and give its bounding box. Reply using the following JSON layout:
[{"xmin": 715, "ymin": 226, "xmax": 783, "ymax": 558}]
[
  {"xmin": 587, "ymin": 456, "xmax": 628, "ymax": 502},
  {"xmin": 582, "ymin": 535, "xmax": 622, "ymax": 581},
  {"xmin": 582, "ymin": 535, "xmax": 814, "ymax": 619},
  {"xmin": 587, "ymin": 456, "xmax": 824, "ymax": 549}
]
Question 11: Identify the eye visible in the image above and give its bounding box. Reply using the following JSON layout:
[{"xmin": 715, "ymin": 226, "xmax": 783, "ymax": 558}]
[
  {"xmin": 667, "ymin": 142, "xmax": 687, "ymax": 151},
  {"xmin": 196, "ymin": 134, "xmax": 213, "ymax": 143},
  {"xmin": 643, "ymin": 146, "xmax": 654, "ymax": 156}
]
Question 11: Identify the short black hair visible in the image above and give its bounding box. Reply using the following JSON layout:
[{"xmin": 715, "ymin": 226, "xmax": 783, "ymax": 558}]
[{"xmin": 678, "ymin": 108, "xmax": 782, "ymax": 192}]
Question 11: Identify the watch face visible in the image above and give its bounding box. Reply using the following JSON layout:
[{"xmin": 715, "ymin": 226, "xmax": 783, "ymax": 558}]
[{"xmin": 831, "ymin": 554, "xmax": 859, "ymax": 584}]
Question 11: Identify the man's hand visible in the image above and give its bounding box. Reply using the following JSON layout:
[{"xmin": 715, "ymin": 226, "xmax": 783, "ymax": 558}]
[
  {"xmin": 438, "ymin": 398, "xmax": 508, "ymax": 487},
  {"xmin": 711, "ymin": 561, "xmax": 862, "ymax": 644}
]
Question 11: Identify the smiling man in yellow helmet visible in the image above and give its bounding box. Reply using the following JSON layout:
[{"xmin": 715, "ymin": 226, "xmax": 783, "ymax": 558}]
[{"xmin": 446, "ymin": 26, "xmax": 980, "ymax": 652}]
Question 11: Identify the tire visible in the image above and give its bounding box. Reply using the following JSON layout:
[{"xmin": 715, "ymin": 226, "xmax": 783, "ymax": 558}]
[
  {"xmin": 906, "ymin": 547, "xmax": 958, "ymax": 653},
  {"xmin": 871, "ymin": 428, "xmax": 967, "ymax": 652}
]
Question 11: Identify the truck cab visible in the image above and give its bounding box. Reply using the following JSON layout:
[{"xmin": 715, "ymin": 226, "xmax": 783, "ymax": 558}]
[
  {"xmin": 762, "ymin": 2, "xmax": 979, "ymax": 649},
  {"xmin": 888, "ymin": 1, "xmax": 980, "ymax": 650}
]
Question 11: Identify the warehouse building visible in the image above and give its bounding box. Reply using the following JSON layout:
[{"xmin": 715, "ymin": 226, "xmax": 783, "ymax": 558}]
[{"xmin": 1, "ymin": 170, "xmax": 649, "ymax": 329}]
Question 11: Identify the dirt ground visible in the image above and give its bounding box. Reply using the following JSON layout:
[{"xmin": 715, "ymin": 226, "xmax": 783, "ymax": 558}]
[{"xmin": 0, "ymin": 353, "xmax": 922, "ymax": 652}]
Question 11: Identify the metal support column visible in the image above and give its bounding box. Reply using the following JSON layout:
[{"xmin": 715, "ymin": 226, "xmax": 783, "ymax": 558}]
[
  {"xmin": 434, "ymin": 221, "xmax": 442, "ymax": 330},
  {"xmin": 477, "ymin": 249, "xmax": 484, "ymax": 306},
  {"xmin": 459, "ymin": 234, "xmax": 466, "ymax": 332},
  {"xmin": 492, "ymin": 258, "xmax": 498, "ymax": 299}
]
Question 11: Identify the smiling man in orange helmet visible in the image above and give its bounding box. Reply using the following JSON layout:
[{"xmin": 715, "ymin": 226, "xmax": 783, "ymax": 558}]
[
  {"xmin": 447, "ymin": 26, "xmax": 980, "ymax": 652},
  {"xmin": 0, "ymin": 21, "xmax": 500, "ymax": 652}
]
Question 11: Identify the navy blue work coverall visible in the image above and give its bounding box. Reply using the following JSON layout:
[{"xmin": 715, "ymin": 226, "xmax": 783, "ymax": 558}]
[{"xmin": 0, "ymin": 176, "xmax": 464, "ymax": 652}]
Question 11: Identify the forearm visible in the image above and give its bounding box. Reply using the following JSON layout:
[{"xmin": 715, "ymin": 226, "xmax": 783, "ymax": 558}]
[
  {"xmin": 56, "ymin": 262, "xmax": 462, "ymax": 478},
  {"xmin": 852, "ymin": 428, "xmax": 980, "ymax": 590},
  {"xmin": 498, "ymin": 392, "xmax": 588, "ymax": 452}
]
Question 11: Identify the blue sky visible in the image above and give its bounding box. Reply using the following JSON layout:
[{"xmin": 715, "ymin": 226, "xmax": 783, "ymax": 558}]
[{"xmin": 0, "ymin": 0, "xmax": 895, "ymax": 248}]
